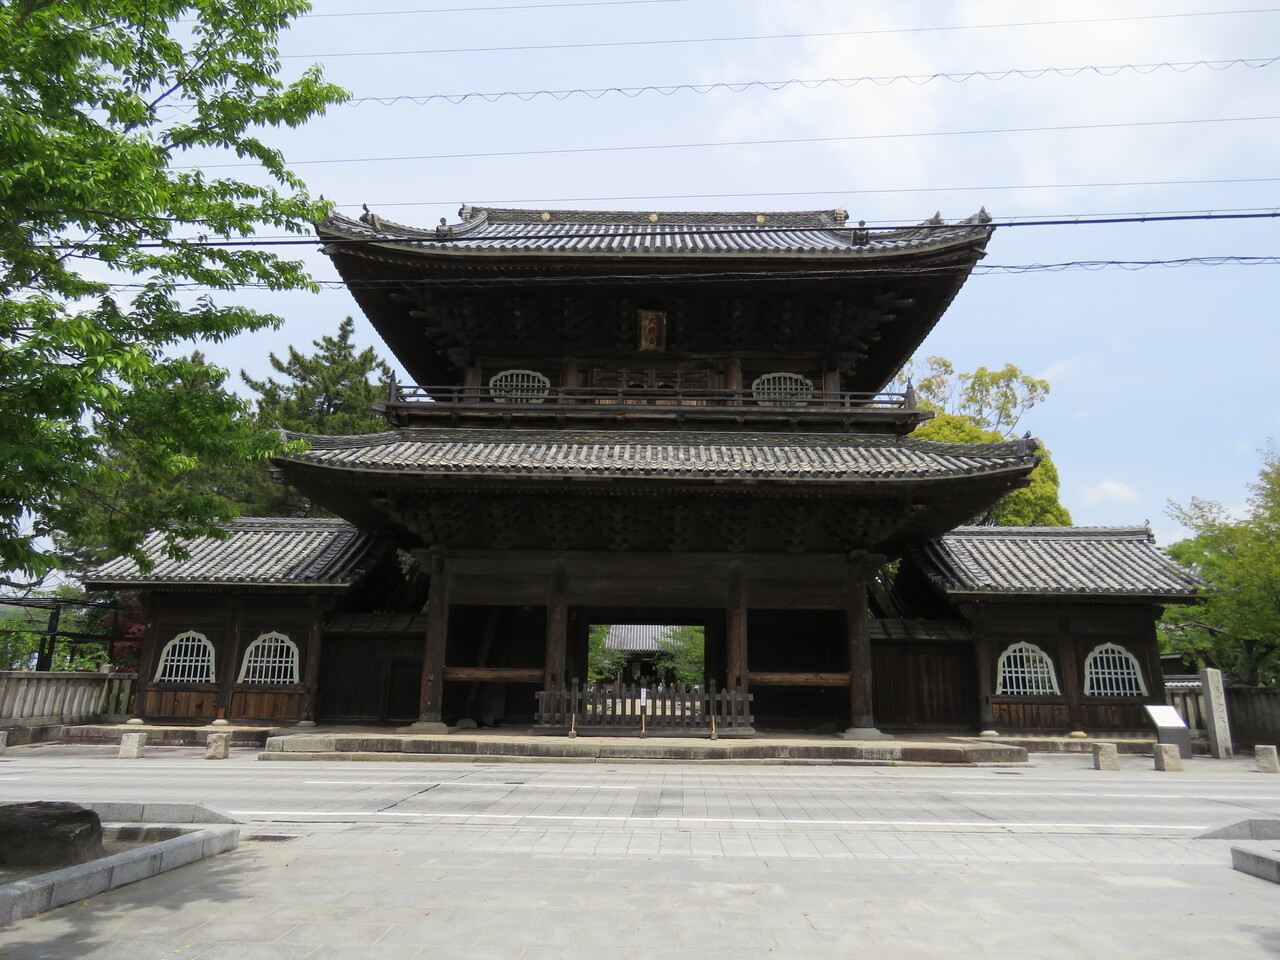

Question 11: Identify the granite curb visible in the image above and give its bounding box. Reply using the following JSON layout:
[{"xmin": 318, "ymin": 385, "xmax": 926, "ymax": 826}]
[{"xmin": 0, "ymin": 803, "xmax": 241, "ymax": 926}]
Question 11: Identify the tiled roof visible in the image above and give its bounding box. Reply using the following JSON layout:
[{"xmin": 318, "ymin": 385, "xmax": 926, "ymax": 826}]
[
  {"xmin": 604, "ymin": 624, "xmax": 671, "ymax": 654},
  {"xmin": 319, "ymin": 205, "xmax": 994, "ymax": 258},
  {"xmin": 910, "ymin": 526, "xmax": 1204, "ymax": 600},
  {"xmin": 868, "ymin": 619, "xmax": 971, "ymax": 641},
  {"xmin": 280, "ymin": 427, "xmax": 1039, "ymax": 483},
  {"xmin": 82, "ymin": 518, "xmax": 383, "ymax": 589}
]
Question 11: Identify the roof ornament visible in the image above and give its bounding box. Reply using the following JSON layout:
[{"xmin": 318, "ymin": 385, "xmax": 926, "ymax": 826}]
[
  {"xmin": 359, "ymin": 203, "xmax": 384, "ymax": 231},
  {"xmin": 851, "ymin": 219, "xmax": 869, "ymax": 245},
  {"xmin": 1016, "ymin": 430, "xmax": 1034, "ymax": 455},
  {"xmin": 435, "ymin": 217, "xmax": 453, "ymax": 239},
  {"xmin": 924, "ymin": 211, "xmax": 944, "ymax": 227},
  {"xmin": 976, "ymin": 206, "xmax": 992, "ymax": 224}
]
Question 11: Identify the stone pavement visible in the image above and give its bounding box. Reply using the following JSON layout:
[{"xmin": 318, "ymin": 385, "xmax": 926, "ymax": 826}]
[{"xmin": 1, "ymin": 746, "xmax": 1279, "ymax": 959}]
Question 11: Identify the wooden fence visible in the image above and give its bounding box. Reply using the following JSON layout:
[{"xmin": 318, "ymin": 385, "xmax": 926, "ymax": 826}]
[
  {"xmin": 0, "ymin": 670, "xmax": 136, "ymax": 727},
  {"xmin": 535, "ymin": 680, "xmax": 754, "ymax": 736},
  {"xmin": 1166, "ymin": 684, "xmax": 1280, "ymax": 749}
]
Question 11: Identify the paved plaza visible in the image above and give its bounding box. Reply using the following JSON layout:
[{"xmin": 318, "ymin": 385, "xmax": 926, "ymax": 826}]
[{"xmin": 1, "ymin": 743, "xmax": 1279, "ymax": 958}]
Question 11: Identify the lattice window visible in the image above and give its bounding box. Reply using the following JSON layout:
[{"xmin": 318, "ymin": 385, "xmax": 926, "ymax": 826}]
[
  {"xmin": 751, "ymin": 372, "xmax": 813, "ymax": 405},
  {"xmin": 154, "ymin": 631, "xmax": 215, "ymax": 683},
  {"xmin": 237, "ymin": 632, "xmax": 300, "ymax": 684},
  {"xmin": 488, "ymin": 369, "xmax": 550, "ymax": 403},
  {"xmin": 996, "ymin": 642, "xmax": 1060, "ymax": 696},
  {"xmin": 1084, "ymin": 643, "xmax": 1148, "ymax": 697}
]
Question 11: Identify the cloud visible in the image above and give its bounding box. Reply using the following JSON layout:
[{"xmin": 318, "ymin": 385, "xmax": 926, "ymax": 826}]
[{"xmin": 1078, "ymin": 480, "xmax": 1142, "ymax": 506}]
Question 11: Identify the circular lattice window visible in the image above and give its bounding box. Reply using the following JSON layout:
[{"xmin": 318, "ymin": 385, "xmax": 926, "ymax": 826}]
[
  {"xmin": 488, "ymin": 369, "xmax": 551, "ymax": 403},
  {"xmin": 751, "ymin": 372, "xmax": 813, "ymax": 405}
]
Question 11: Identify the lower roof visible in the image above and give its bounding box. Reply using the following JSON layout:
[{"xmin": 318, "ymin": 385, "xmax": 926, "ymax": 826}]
[
  {"xmin": 908, "ymin": 526, "xmax": 1203, "ymax": 601},
  {"xmin": 81, "ymin": 518, "xmax": 384, "ymax": 591}
]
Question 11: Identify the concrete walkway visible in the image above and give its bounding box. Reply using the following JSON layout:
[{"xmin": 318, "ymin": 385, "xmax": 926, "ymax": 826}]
[{"xmin": 1, "ymin": 746, "xmax": 1278, "ymax": 959}]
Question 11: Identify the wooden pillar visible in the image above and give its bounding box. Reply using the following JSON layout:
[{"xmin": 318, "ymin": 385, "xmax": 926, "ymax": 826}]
[
  {"xmin": 1057, "ymin": 612, "xmax": 1087, "ymax": 736},
  {"xmin": 726, "ymin": 357, "xmax": 743, "ymax": 405},
  {"xmin": 844, "ymin": 552, "xmax": 889, "ymax": 739},
  {"xmin": 413, "ymin": 547, "xmax": 450, "ymax": 732},
  {"xmin": 213, "ymin": 595, "xmax": 241, "ymax": 725},
  {"xmin": 544, "ymin": 559, "xmax": 569, "ymax": 691},
  {"xmin": 726, "ymin": 561, "xmax": 748, "ymax": 692},
  {"xmin": 127, "ymin": 591, "xmax": 157, "ymax": 723},
  {"xmin": 965, "ymin": 603, "xmax": 997, "ymax": 735},
  {"xmin": 299, "ymin": 594, "xmax": 324, "ymax": 725}
]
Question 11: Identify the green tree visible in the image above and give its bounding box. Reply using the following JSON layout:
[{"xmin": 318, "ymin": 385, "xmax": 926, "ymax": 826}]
[
  {"xmin": 245, "ymin": 317, "xmax": 395, "ymax": 437},
  {"xmin": 1, "ymin": 0, "xmax": 346, "ymax": 586},
  {"xmin": 899, "ymin": 356, "xmax": 1050, "ymax": 437},
  {"xmin": 655, "ymin": 625, "xmax": 706, "ymax": 685},
  {"xmin": 587, "ymin": 624, "xmax": 627, "ymax": 683},
  {"xmin": 1162, "ymin": 447, "xmax": 1280, "ymax": 686}
]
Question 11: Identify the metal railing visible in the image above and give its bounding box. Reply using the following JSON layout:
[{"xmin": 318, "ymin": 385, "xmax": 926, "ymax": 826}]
[{"xmin": 535, "ymin": 678, "xmax": 754, "ymax": 736}]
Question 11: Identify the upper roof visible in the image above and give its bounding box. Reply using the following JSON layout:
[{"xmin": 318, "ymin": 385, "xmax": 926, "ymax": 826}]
[
  {"xmin": 319, "ymin": 205, "xmax": 995, "ymax": 259},
  {"xmin": 82, "ymin": 518, "xmax": 384, "ymax": 591},
  {"xmin": 909, "ymin": 526, "xmax": 1204, "ymax": 600},
  {"xmin": 278, "ymin": 426, "xmax": 1040, "ymax": 483}
]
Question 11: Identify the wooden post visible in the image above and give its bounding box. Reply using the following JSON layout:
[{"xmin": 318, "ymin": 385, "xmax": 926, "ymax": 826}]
[
  {"xmin": 127, "ymin": 591, "xmax": 157, "ymax": 724},
  {"xmin": 726, "ymin": 357, "xmax": 743, "ymax": 405},
  {"xmin": 411, "ymin": 547, "xmax": 450, "ymax": 733},
  {"xmin": 844, "ymin": 552, "xmax": 890, "ymax": 740},
  {"xmin": 1058, "ymin": 612, "xmax": 1087, "ymax": 737},
  {"xmin": 544, "ymin": 559, "xmax": 569, "ymax": 692},
  {"xmin": 299, "ymin": 594, "xmax": 324, "ymax": 725},
  {"xmin": 212, "ymin": 595, "xmax": 240, "ymax": 726},
  {"xmin": 726, "ymin": 561, "xmax": 748, "ymax": 693},
  {"xmin": 965, "ymin": 603, "xmax": 998, "ymax": 736}
]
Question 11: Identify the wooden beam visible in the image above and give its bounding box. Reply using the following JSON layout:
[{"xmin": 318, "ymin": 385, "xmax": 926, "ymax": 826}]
[
  {"xmin": 443, "ymin": 667, "xmax": 543, "ymax": 683},
  {"xmin": 726, "ymin": 560, "xmax": 748, "ymax": 693},
  {"xmin": 544, "ymin": 558, "xmax": 569, "ymax": 691},
  {"xmin": 749, "ymin": 671, "xmax": 851, "ymax": 687},
  {"xmin": 846, "ymin": 552, "xmax": 885, "ymax": 732},
  {"xmin": 300, "ymin": 594, "xmax": 324, "ymax": 722},
  {"xmin": 418, "ymin": 547, "xmax": 450, "ymax": 723}
]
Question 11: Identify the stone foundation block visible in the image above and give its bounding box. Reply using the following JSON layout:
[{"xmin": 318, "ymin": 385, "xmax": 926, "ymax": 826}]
[
  {"xmin": 0, "ymin": 730, "xmax": 7, "ymax": 755},
  {"xmin": 1154, "ymin": 743, "xmax": 1183, "ymax": 771},
  {"xmin": 118, "ymin": 731, "xmax": 147, "ymax": 759},
  {"xmin": 1092, "ymin": 743, "xmax": 1119, "ymax": 771},
  {"xmin": 1257, "ymin": 745, "xmax": 1280, "ymax": 773},
  {"xmin": 204, "ymin": 732, "xmax": 230, "ymax": 760}
]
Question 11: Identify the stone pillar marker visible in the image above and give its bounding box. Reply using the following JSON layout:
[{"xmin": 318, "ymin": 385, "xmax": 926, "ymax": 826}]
[
  {"xmin": 0, "ymin": 731, "xmax": 7, "ymax": 755},
  {"xmin": 1200, "ymin": 667, "xmax": 1234, "ymax": 759},
  {"xmin": 118, "ymin": 731, "xmax": 147, "ymax": 759},
  {"xmin": 1093, "ymin": 742, "xmax": 1119, "ymax": 771},
  {"xmin": 1256, "ymin": 745, "xmax": 1280, "ymax": 774},
  {"xmin": 204, "ymin": 733, "xmax": 230, "ymax": 760},
  {"xmin": 1154, "ymin": 743, "xmax": 1184, "ymax": 771}
]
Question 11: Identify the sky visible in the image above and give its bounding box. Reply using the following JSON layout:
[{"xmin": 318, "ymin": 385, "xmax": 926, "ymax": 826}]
[{"xmin": 183, "ymin": 0, "xmax": 1280, "ymax": 544}]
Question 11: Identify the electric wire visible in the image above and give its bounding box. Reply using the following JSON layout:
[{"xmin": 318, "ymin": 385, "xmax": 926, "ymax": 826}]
[
  {"xmin": 36, "ymin": 209, "xmax": 1280, "ymax": 252},
  {"xmin": 74, "ymin": 257, "xmax": 1280, "ymax": 292},
  {"xmin": 180, "ymin": 114, "xmax": 1280, "ymax": 170},
  {"xmin": 341, "ymin": 57, "xmax": 1280, "ymax": 106},
  {"xmin": 351, "ymin": 177, "xmax": 1280, "ymax": 210},
  {"xmin": 280, "ymin": 8, "xmax": 1280, "ymax": 59},
  {"xmin": 301, "ymin": 0, "xmax": 707, "ymax": 16}
]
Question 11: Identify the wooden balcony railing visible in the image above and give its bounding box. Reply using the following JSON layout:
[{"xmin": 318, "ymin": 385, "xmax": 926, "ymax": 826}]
[{"xmin": 384, "ymin": 383, "xmax": 917, "ymax": 411}]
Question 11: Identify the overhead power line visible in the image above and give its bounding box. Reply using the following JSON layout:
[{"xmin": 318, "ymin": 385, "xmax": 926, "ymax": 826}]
[
  {"xmin": 342, "ymin": 57, "xmax": 1280, "ymax": 106},
  {"xmin": 182, "ymin": 114, "xmax": 1280, "ymax": 170},
  {"xmin": 351, "ymin": 177, "xmax": 1280, "ymax": 209},
  {"xmin": 80, "ymin": 257, "xmax": 1280, "ymax": 292},
  {"xmin": 280, "ymin": 8, "xmax": 1280, "ymax": 59},
  {"xmin": 44, "ymin": 209, "xmax": 1280, "ymax": 252},
  {"xmin": 301, "ymin": 0, "xmax": 705, "ymax": 16}
]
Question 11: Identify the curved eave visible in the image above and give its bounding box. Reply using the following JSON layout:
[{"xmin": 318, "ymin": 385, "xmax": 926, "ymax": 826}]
[
  {"xmin": 81, "ymin": 577, "xmax": 356, "ymax": 594},
  {"xmin": 942, "ymin": 588, "xmax": 1201, "ymax": 605}
]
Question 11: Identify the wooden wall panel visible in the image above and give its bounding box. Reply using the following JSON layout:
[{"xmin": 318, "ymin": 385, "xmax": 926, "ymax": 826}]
[
  {"xmin": 992, "ymin": 701, "xmax": 1071, "ymax": 730},
  {"xmin": 229, "ymin": 688, "xmax": 306, "ymax": 720},
  {"xmin": 144, "ymin": 685, "xmax": 219, "ymax": 721}
]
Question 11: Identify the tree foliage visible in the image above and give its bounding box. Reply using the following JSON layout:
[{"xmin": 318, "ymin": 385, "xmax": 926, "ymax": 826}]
[
  {"xmin": 655, "ymin": 625, "xmax": 706, "ymax": 685},
  {"xmin": 0, "ymin": 0, "xmax": 346, "ymax": 586},
  {"xmin": 897, "ymin": 355, "xmax": 1071, "ymax": 526},
  {"xmin": 897, "ymin": 356, "xmax": 1050, "ymax": 437},
  {"xmin": 1162, "ymin": 447, "xmax": 1280, "ymax": 686},
  {"xmin": 587, "ymin": 624, "xmax": 627, "ymax": 683}
]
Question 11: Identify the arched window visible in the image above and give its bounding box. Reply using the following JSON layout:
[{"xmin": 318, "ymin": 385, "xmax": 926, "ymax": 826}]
[
  {"xmin": 1084, "ymin": 643, "xmax": 1148, "ymax": 697},
  {"xmin": 488, "ymin": 369, "xmax": 551, "ymax": 403},
  {"xmin": 996, "ymin": 642, "xmax": 1060, "ymax": 696},
  {"xmin": 154, "ymin": 631, "xmax": 216, "ymax": 683},
  {"xmin": 237, "ymin": 632, "xmax": 300, "ymax": 684},
  {"xmin": 751, "ymin": 372, "xmax": 813, "ymax": 405}
]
